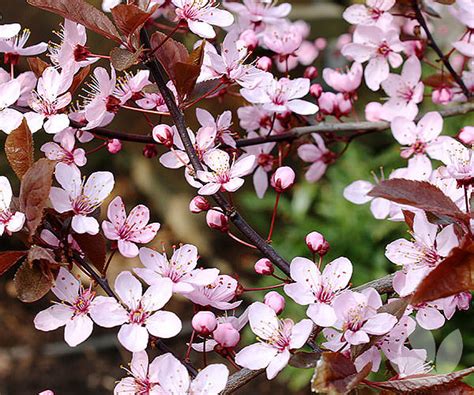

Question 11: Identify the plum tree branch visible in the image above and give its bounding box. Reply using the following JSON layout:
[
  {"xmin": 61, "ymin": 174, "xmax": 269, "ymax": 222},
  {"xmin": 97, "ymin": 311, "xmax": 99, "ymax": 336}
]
[{"xmin": 412, "ymin": 0, "xmax": 471, "ymax": 99}]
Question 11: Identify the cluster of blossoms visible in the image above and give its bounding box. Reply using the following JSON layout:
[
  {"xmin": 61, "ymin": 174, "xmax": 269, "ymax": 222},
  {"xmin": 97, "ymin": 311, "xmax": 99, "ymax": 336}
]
[{"xmin": 0, "ymin": 0, "xmax": 474, "ymax": 393}]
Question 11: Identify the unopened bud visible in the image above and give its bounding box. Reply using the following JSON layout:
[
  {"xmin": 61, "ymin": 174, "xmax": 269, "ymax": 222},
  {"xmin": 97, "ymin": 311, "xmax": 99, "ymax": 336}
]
[
  {"xmin": 192, "ymin": 311, "xmax": 218, "ymax": 336},
  {"xmin": 314, "ymin": 37, "xmax": 327, "ymax": 51},
  {"xmin": 305, "ymin": 231, "xmax": 330, "ymax": 255},
  {"xmin": 271, "ymin": 166, "xmax": 295, "ymax": 193},
  {"xmin": 206, "ymin": 209, "xmax": 229, "ymax": 232},
  {"xmin": 310, "ymin": 83, "xmax": 323, "ymax": 98},
  {"xmin": 254, "ymin": 258, "xmax": 274, "ymax": 275},
  {"xmin": 107, "ymin": 139, "xmax": 122, "ymax": 154},
  {"xmin": 152, "ymin": 124, "xmax": 174, "ymax": 147},
  {"xmin": 459, "ymin": 126, "xmax": 474, "ymax": 145},
  {"xmin": 143, "ymin": 144, "xmax": 158, "ymax": 158},
  {"xmin": 213, "ymin": 323, "xmax": 240, "ymax": 348},
  {"xmin": 256, "ymin": 56, "xmax": 272, "ymax": 72},
  {"xmin": 189, "ymin": 196, "xmax": 211, "ymax": 213},
  {"xmin": 264, "ymin": 291, "xmax": 285, "ymax": 315},
  {"xmin": 240, "ymin": 29, "xmax": 258, "ymax": 51},
  {"xmin": 432, "ymin": 87, "xmax": 453, "ymax": 105},
  {"xmin": 304, "ymin": 66, "xmax": 318, "ymax": 80}
]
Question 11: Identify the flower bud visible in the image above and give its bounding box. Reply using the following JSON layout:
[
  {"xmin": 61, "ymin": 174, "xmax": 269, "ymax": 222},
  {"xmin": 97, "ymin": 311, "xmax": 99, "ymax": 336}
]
[
  {"xmin": 39, "ymin": 391, "xmax": 54, "ymax": 395},
  {"xmin": 192, "ymin": 311, "xmax": 218, "ymax": 336},
  {"xmin": 305, "ymin": 231, "xmax": 330, "ymax": 255},
  {"xmin": 254, "ymin": 258, "xmax": 274, "ymax": 275},
  {"xmin": 256, "ymin": 56, "xmax": 272, "ymax": 72},
  {"xmin": 107, "ymin": 139, "xmax": 122, "ymax": 154},
  {"xmin": 264, "ymin": 291, "xmax": 285, "ymax": 315},
  {"xmin": 143, "ymin": 144, "xmax": 158, "ymax": 158},
  {"xmin": 271, "ymin": 166, "xmax": 295, "ymax": 193},
  {"xmin": 304, "ymin": 66, "xmax": 318, "ymax": 80},
  {"xmin": 189, "ymin": 196, "xmax": 211, "ymax": 213},
  {"xmin": 240, "ymin": 29, "xmax": 258, "ymax": 51},
  {"xmin": 314, "ymin": 37, "xmax": 327, "ymax": 51},
  {"xmin": 213, "ymin": 323, "xmax": 240, "ymax": 348},
  {"xmin": 459, "ymin": 126, "xmax": 474, "ymax": 145},
  {"xmin": 310, "ymin": 83, "xmax": 323, "ymax": 99},
  {"xmin": 152, "ymin": 124, "xmax": 174, "ymax": 147},
  {"xmin": 432, "ymin": 87, "xmax": 453, "ymax": 105},
  {"xmin": 364, "ymin": 102, "xmax": 383, "ymax": 122},
  {"xmin": 206, "ymin": 209, "xmax": 229, "ymax": 232}
]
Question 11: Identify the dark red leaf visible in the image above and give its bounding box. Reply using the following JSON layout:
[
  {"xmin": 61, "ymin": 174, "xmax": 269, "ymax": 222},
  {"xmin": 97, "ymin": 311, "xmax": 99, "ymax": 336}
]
[
  {"xmin": 73, "ymin": 233, "xmax": 107, "ymax": 275},
  {"xmin": 150, "ymin": 31, "xmax": 188, "ymax": 81},
  {"xmin": 19, "ymin": 159, "xmax": 56, "ymax": 240},
  {"xmin": 14, "ymin": 260, "xmax": 53, "ymax": 302},
  {"xmin": 0, "ymin": 251, "xmax": 27, "ymax": 276},
  {"xmin": 111, "ymin": 3, "xmax": 157, "ymax": 37},
  {"xmin": 27, "ymin": 57, "xmax": 49, "ymax": 78},
  {"xmin": 367, "ymin": 366, "xmax": 474, "ymax": 392},
  {"xmin": 69, "ymin": 65, "xmax": 90, "ymax": 94},
  {"xmin": 311, "ymin": 352, "xmax": 372, "ymax": 393},
  {"xmin": 27, "ymin": 0, "xmax": 122, "ymax": 42},
  {"xmin": 411, "ymin": 239, "xmax": 474, "ymax": 304},
  {"xmin": 174, "ymin": 41, "xmax": 205, "ymax": 100},
  {"xmin": 368, "ymin": 179, "xmax": 468, "ymax": 223},
  {"xmin": 5, "ymin": 119, "xmax": 34, "ymax": 180}
]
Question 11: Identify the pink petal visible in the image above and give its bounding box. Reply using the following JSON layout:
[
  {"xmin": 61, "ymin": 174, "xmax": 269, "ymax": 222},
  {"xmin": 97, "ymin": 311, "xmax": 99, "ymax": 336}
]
[{"xmin": 118, "ymin": 323, "xmax": 149, "ymax": 352}]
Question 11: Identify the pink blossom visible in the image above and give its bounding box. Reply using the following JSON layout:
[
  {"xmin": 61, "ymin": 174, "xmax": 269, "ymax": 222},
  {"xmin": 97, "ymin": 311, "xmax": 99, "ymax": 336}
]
[
  {"xmin": 235, "ymin": 302, "xmax": 313, "ymax": 379},
  {"xmin": 318, "ymin": 92, "xmax": 352, "ymax": 118},
  {"xmin": 197, "ymin": 149, "xmax": 256, "ymax": 195},
  {"xmin": 114, "ymin": 70, "xmax": 151, "ymax": 104},
  {"xmin": 82, "ymin": 67, "xmax": 118, "ymax": 130},
  {"xmin": 40, "ymin": 129, "xmax": 86, "ymax": 167},
  {"xmin": 0, "ymin": 23, "xmax": 21, "ymax": 39},
  {"xmin": 34, "ymin": 267, "xmax": 96, "ymax": 347},
  {"xmin": 443, "ymin": 292, "xmax": 471, "ymax": 319},
  {"xmin": 0, "ymin": 28, "xmax": 47, "ymax": 64},
  {"xmin": 0, "ymin": 176, "xmax": 25, "ymax": 236},
  {"xmin": 0, "ymin": 79, "xmax": 24, "ymax": 134},
  {"xmin": 257, "ymin": 56, "xmax": 272, "ymax": 71},
  {"xmin": 391, "ymin": 347, "xmax": 430, "ymax": 378},
  {"xmin": 102, "ymin": 196, "xmax": 160, "ymax": 258},
  {"xmin": 196, "ymin": 107, "xmax": 235, "ymax": 147},
  {"xmin": 90, "ymin": 272, "xmax": 181, "ymax": 352},
  {"xmin": 342, "ymin": 26, "xmax": 404, "ymax": 91},
  {"xmin": 241, "ymin": 77, "xmax": 318, "ymax": 115},
  {"xmin": 242, "ymin": 132, "xmax": 275, "ymax": 198},
  {"xmin": 343, "ymin": 0, "xmax": 395, "ymax": 29},
  {"xmin": 185, "ymin": 274, "xmax": 242, "ymax": 310},
  {"xmin": 354, "ymin": 315, "xmax": 416, "ymax": 372},
  {"xmin": 410, "ymin": 300, "xmax": 446, "ymax": 330},
  {"xmin": 49, "ymin": 163, "xmax": 114, "ymax": 235},
  {"xmin": 284, "ymin": 256, "xmax": 352, "ymax": 327},
  {"xmin": 264, "ymin": 291, "xmax": 286, "ymax": 314},
  {"xmin": 387, "ymin": 211, "xmax": 458, "ymax": 297},
  {"xmin": 390, "ymin": 112, "xmax": 452, "ymax": 163},
  {"xmin": 322, "ymin": 62, "xmax": 363, "ymax": 94},
  {"xmin": 432, "ymin": 86, "xmax": 454, "ymax": 105},
  {"xmin": 439, "ymin": 143, "xmax": 474, "ymax": 182},
  {"xmin": 297, "ymin": 133, "xmax": 334, "ymax": 182},
  {"xmin": 263, "ymin": 23, "xmax": 303, "ymax": 56},
  {"xmin": 172, "ymin": 0, "xmax": 234, "ymax": 39},
  {"xmin": 331, "ymin": 288, "xmax": 397, "ymax": 345},
  {"xmin": 49, "ymin": 19, "xmax": 97, "ymax": 72},
  {"xmin": 224, "ymin": 0, "xmax": 291, "ymax": 26},
  {"xmin": 380, "ymin": 56, "xmax": 424, "ymax": 121},
  {"xmin": 136, "ymin": 244, "xmax": 219, "ymax": 293},
  {"xmin": 205, "ymin": 30, "xmax": 272, "ymax": 90}
]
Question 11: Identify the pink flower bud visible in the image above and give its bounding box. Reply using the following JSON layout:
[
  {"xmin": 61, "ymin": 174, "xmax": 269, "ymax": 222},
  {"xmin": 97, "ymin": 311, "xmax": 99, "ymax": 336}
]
[
  {"xmin": 264, "ymin": 291, "xmax": 285, "ymax": 315},
  {"xmin": 304, "ymin": 66, "xmax": 318, "ymax": 80},
  {"xmin": 206, "ymin": 209, "xmax": 229, "ymax": 232},
  {"xmin": 432, "ymin": 87, "xmax": 453, "ymax": 105},
  {"xmin": 459, "ymin": 126, "xmax": 474, "ymax": 145},
  {"xmin": 213, "ymin": 323, "xmax": 240, "ymax": 348},
  {"xmin": 305, "ymin": 231, "xmax": 330, "ymax": 255},
  {"xmin": 314, "ymin": 37, "xmax": 327, "ymax": 51},
  {"xmin": 107, "ymin": 139, "xmax": 122, "ymax": 154},
  {"xmin": 364, "ymin": 102, "xmax": 383, "ymax": 122},
  {"xmin": 256, "ymin": 56, "xmax": 272, "ymax": 72},
  {"xmin": 39, "ymin": 391, "xmax": 54, "ymax": 395},
  {"xmin": 254, "ymin": 258, "xmax": 274, "ymax": 275},
  {"xmin": 189, "ymin": 196, "xmax": 211, "ymax": 213},
  {"xmin": 271, "ymin": 166, "xmax": 295, "ymax": 193},
  {"xmin": 192, "ymin": 311, "xmax": 218, "ymax": 335},
  {"xmin": 152, "ymin": 124, "xmax": 174, "ymax": 147},
  {"xmin": 318, "ymin": 92, "xmax": 336, "ymax": 114},
  {"xmin": 310, "ymin": 83, "xmax": 323, "ymax": 99},
  {"xmin": 240, "ymin": 29, "xmax": 258, "ymax": 51},
  {"xmin": 143, "ymin": 144, "xmax": 158, "ymax": 158}
]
